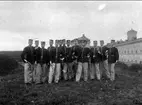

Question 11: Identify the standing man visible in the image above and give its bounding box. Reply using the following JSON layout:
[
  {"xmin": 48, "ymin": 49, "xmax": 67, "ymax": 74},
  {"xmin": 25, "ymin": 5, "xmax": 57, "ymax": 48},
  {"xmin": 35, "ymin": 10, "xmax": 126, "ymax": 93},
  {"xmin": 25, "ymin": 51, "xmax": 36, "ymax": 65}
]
[
  {"xmin": 48, "ymin": 39, "xmax": 56, "ymax": 84},
  {"xmin": 33, "ymin": 40, "xmax": 42, "ymax": 84},
  {"xmin": 21, "ymin": 39, "xmax": 35, "ymax": 85},
  {"xmin": 48, "ymin": 40, "xmax": 63, "ymax": 83},
  {"xmin": 54, "ymin": 40, "xmax": 63, "ymax": 83},
  {"xmin": 61, "ymin": 39, "xmax": 68, "ymax": 80},
  {"xmin": 107, "ymin": 40, "xmax": 119, "ymax": 81},
  {"xmin": 90, "ymin": 41, "xmax": 102, "ymax": 80},
  {"xmin": 59, "ymin": 39, "xmax": 65, "ymax": 80},
  {"xmin": 62, "ymin": 40, "xmax": 73, "ymax": 80},
  {"xmin": 76, "ymin": 40, "xmax": 90, "ymax": 82},
  {"xmin": 40, "ymin": 41, "xmax": 49, "ymax": 83},
  {"xmin": 99, "ymin": 40, "xmax": 110, "ymax": 80},
  {"xmin": 71, "ymin": 39, "xmax": 80, "ymax": 80}
]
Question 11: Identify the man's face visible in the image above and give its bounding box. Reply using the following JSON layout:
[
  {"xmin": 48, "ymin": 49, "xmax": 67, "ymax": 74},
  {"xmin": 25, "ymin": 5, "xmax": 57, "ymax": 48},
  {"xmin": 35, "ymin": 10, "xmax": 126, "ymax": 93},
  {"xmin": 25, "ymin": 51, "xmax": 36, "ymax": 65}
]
[
  {"xmin": 82, "ymin": 41, "xmax": 87, "ymax": 47},
  {"xmin": 49, "ymin": 40, "xmax": 53, "ymax": 46},
  {"xmin": 55, "ymin": 41, "xmax": 58, "ymax": 47},
  {"xmin": 74, "ymin": 40, "xmax": 78, "ymax": 45},
  {"xmin": 100, "ymin": 41, "xmax": 104, "ymax": 46},
  {"xmin": 67, "ymin": 41, "xmax": 70, "ymax": 46},
  {"xmin": 62, "ymin": 40, "xmax": 66, "ymax": 45},
  {"xmin": 35, "ymin": 41, "xmax": 39, "ymax": 47},
  {"xmin": 110, "ymin": 42, "xmax": 114, "ymax": 47},
  {"xmin": 28, "ymin": 40, "xmax": 33, "ymax": 46},
  {"xmin": 41, "ymin": 43, "xmax": 45, "ymax": 48},
  {"xmin": 93, "ymin": 41, "xmax": 97, "ymax": 47}
]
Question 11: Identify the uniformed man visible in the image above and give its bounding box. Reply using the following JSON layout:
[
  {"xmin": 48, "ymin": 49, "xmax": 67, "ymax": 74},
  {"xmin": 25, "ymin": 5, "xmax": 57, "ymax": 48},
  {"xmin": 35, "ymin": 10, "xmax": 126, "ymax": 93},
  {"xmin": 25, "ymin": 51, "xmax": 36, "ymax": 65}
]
[
  {"xmin": 90, "ymin": 41, "xmax": 102, "ymax": 80},
  {"xmin": 48, "ymin": 39, "xmax": 56, "ymax": 84},
  {"xmin": 99, "ymin": 40, "xmax": 110, "ymax": 80},
  {"xmin": 54, "ymin": 40, "xmax": 63, "ymax": 83},
  {"xmin": 76, "ymin": 40, "xmax": 90, "ymax": 82},
  {"xmin": 40, "ymin": 41, "xmax": 49, "ymax": 83},
  {"xmin": 63, "ymin": 40, "xmax": 73, "ymax": 80},
  {"xmin": 48, "ymin": 40, "xmax": 63, "ymax": 83},
  {"xmin": 107, "ymin": 40, "xmax": 119, "ymax": 81},
  {"xmin": 58, "ymin": 40, "xmax": 64, "ymax": 80},
  {"xmin": 21, "ymin": 39, "xmax": 35, "ymax": 85},
  {"xmin": 33, "ymin": 40, "xmax": 42, "ymax": 84},
  {"xmin": 71, "ymin": 39, "xmax": 80, "ymax": 80}
]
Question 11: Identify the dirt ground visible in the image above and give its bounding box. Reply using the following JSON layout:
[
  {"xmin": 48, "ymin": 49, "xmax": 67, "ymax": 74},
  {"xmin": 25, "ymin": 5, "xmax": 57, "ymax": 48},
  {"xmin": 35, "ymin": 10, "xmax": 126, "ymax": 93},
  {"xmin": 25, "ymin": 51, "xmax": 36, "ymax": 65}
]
[{"xmin": 0, "ymin": 64, "xmax": 142, "ymax": 105}]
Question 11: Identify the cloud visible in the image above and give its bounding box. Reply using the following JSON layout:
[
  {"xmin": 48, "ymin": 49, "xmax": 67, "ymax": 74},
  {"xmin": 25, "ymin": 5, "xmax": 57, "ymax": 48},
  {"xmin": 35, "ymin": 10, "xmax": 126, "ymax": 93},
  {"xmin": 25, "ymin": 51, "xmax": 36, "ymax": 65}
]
[
  {"xmin": 0, "ymin": 1, "xmax": 142, "ymax": 50},
  {"xmin": 98, "ymin": 4, "xmax": 106, "ymax": 11}
]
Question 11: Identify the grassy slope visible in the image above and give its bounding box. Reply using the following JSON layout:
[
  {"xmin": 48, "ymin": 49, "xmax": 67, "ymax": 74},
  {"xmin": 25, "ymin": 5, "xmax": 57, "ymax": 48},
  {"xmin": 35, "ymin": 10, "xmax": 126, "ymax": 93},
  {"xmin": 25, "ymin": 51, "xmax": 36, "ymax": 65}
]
[
  {"xmin": 0, "ymin": 64, "xmax": 142, "ymax": 105},
  {"xmin": 0, "ymin": 51, "xmax": 22, "ymax": 62}
]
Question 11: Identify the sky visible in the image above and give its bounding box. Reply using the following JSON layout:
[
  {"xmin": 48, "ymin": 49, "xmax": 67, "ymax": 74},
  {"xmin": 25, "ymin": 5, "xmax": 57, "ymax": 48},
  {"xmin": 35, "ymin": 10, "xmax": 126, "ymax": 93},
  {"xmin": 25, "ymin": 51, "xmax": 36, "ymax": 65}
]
[{"xmin": 0, "ymin": 1, "xmax": 142, "ymax": 51}]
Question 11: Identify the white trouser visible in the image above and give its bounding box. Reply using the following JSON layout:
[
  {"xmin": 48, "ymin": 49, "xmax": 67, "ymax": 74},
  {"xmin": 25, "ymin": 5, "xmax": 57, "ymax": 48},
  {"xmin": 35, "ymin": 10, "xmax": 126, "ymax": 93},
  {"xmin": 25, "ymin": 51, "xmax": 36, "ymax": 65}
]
[
  {"xmin": 41, "ymin": 64, "xmax": 48, "ymax": 83},
  {"xmin": 76, "ymin": 62, "xmax": 88, "ymax": 82},
  {"xmin": 33, "ymin": 63, "xmax": 42, "ymax": 84},
  {"xmin": 90, "ymin": 63, "xmax": 100, "ymax": 80},
  {"xmin": 108, "ymin": 63, "xmax": 115, "ymax": 81},
  {"xmin": 48, "ymin": 63, "xmax": 61, "ymax": 83},
  {"xmin": 100, "ymin": 60, "xmax": 110, "ymax": 79},
  {"xmin": 62, "ymin": 63, "xmax": 68, "ymax": 80},
  {"xmin": 24, "ymin": 63, "xmax": 34, "ymax": 83}
]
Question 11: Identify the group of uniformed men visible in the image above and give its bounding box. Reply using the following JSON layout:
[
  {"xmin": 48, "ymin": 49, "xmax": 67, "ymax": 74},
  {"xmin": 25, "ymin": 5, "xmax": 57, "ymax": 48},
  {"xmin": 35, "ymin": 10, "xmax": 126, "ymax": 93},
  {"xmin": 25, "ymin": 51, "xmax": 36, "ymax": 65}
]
[{"xmin": 21, "ymin": 38, "xmax": 119, "ymax": 85}]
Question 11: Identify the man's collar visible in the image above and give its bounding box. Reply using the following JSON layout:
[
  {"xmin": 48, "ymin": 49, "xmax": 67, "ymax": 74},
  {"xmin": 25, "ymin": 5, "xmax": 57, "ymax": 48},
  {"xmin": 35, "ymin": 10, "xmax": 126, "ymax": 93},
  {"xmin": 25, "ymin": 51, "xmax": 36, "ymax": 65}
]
[{"xmin": 35, "ymin": 46, "xmax": 39, "ymax": 49}]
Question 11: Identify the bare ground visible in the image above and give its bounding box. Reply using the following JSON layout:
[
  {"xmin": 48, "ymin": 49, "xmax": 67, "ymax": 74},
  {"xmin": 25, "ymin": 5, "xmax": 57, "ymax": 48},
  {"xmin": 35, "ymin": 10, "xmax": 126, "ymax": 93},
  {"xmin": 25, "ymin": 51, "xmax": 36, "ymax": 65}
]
[{"xmin": 0, "ymin": 64, "xmax": 142, "ymax": 105}]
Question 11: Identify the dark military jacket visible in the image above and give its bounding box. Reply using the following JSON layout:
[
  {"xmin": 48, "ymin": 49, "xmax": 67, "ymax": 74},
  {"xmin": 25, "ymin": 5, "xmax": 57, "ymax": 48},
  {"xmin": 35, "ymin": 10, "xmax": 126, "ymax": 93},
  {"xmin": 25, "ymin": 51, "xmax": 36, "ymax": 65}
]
[
  {"xmin": 78, "ymin": 47, "xmax": 90, "ymax": 63},
  {"xmin": 55, "ymin": 46, "xmax": 64, "ymax": 63},
  {"xmin": 90, "ymin": 47, "xmax": 102, "ymax": 63},
  {"xmin": 71, "ymin": 45, "xmax": 81, "ymax": 61},
  {"xmin": 21, "ymin": 46, "xmax": 35, "ymax": 64},
  {"xmin": 40, "ymin": 48, "xmax": 49, "ymax": 64},
  {"xmin": 65, "ymin": 46, "xmax": 73, "ymax": 63},
  {"xmin": 99, "ymin": 46, "xmax": 109, "ymax": 61},
  {"xmin": 107, "ymin": 47, "xmax": 119, "ymax": 63},
  {"xmin": 34, "ymin": 47, "xmax": 41, "ymax": 63},
  {"xmin": 47, "ymin": 46, "xmax": 56, "ymax": 63},
  {"xmin": 60, "ymin": 45, "xmax": 66, "ymax": 61}
]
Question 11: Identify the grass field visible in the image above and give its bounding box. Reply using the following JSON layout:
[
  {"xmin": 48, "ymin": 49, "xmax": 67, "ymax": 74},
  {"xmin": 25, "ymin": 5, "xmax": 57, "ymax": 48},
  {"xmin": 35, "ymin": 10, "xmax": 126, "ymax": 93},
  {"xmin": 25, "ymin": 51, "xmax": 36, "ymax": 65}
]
[
  {"xmin": 0, "ymin": 51, "xmax": 22, "ymax": 62},
  {"xmin": 0, "ymin": 62, "xmax": 142, "ymax": 105}
]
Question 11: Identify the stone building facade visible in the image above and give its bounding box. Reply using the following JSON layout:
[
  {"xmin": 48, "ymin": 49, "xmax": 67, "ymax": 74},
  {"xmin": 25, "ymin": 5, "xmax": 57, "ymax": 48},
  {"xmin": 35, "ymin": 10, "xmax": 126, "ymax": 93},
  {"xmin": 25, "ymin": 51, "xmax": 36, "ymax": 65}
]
[{"xmin": 114, "ymin": 29, "xmax": 142, "ymax": 64}]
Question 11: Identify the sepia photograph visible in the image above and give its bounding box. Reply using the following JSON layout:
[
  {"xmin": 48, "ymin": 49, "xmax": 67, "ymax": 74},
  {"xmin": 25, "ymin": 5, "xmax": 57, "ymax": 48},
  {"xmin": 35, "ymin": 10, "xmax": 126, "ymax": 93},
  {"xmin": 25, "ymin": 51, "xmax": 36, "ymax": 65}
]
[{"xmin": 0, "ymin": 1, "xmax": 142, "ymax": 105}]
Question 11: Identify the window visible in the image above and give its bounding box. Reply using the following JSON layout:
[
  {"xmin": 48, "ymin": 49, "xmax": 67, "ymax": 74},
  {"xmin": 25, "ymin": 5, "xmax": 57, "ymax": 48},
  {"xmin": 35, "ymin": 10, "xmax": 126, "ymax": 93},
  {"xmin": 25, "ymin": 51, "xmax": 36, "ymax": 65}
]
[
  {"xmin": 125, "ymin": 50, "xmax": 126, "ymax": 54},
  {"xmin": 136, "ymin": 50, "xmax": 138, "ymax": 54}
]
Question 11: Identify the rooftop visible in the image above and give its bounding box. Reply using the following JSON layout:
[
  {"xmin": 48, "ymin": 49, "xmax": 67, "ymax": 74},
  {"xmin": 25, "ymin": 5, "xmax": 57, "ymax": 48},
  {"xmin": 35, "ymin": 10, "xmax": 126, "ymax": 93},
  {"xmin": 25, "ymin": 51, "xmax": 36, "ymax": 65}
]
[{"xmin": 114, "ymin": 37, "xmax": 142, "ymax": 47}]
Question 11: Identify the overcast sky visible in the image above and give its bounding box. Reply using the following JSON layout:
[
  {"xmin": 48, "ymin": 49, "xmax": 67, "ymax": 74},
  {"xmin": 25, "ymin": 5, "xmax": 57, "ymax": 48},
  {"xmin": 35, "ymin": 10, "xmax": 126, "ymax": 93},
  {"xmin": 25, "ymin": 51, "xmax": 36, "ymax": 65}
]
[{"xmin": 0, "ymin": 1, "xmax": 142, "ymax": 51}]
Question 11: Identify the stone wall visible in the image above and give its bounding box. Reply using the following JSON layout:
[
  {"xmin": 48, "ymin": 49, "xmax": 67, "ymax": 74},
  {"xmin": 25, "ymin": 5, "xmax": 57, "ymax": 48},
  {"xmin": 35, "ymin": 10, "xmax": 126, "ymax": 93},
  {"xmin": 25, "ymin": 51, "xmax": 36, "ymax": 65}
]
[{"xmin": 116, "ymin": 41, "xmax": 142, "ymax": 64}]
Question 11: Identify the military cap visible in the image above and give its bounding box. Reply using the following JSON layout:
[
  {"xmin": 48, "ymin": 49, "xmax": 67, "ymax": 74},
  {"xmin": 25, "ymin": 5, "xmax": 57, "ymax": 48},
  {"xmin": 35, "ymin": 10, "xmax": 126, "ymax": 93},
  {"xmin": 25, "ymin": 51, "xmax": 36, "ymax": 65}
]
[
  {"xmin": 93, "ymin": 40, "xmax": 97, "ymax": 43},
  {"xmin": 28, "ymin": 39, "xmax": 33, "ymax": 41},
  {"xmin": 41, "ymin": 41, "xmax": 45, "ymax": 44},
  {"xmin": 49, "ymin": 39, "xmax": 53, "ymax": 42},
  {"xmin": 55, "ymin": 40, "xmax": 58, "ymax": 43},
  {"xmin": 35, "ymin": 40, "xmax": 39, "ymax": 42},
  {"xmin": 67, "ymin": 40, "xmax": 71, "ymax": 42},
  {"xmin": 111, "ymin": 40, "xmax": 115, "ymax": 43},
  {"xmin": 62, "ymin": 39, "xmax": 66, "ymax": 41},
  {"xmin": 100, "ymin": 40, "xmax": 104, "ymax": 42}
]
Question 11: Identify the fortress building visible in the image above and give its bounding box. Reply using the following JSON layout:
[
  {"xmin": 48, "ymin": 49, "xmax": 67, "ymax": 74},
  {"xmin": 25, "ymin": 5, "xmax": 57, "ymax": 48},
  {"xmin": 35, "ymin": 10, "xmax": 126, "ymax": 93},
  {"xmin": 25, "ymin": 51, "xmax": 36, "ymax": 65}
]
[
  {"xmin": 71, "ymin": 34, "xmax": 90, "ymax": 47},
  {"xmin": 114, "ymin": 29, "xmax": 142, "ymax": 64}
]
